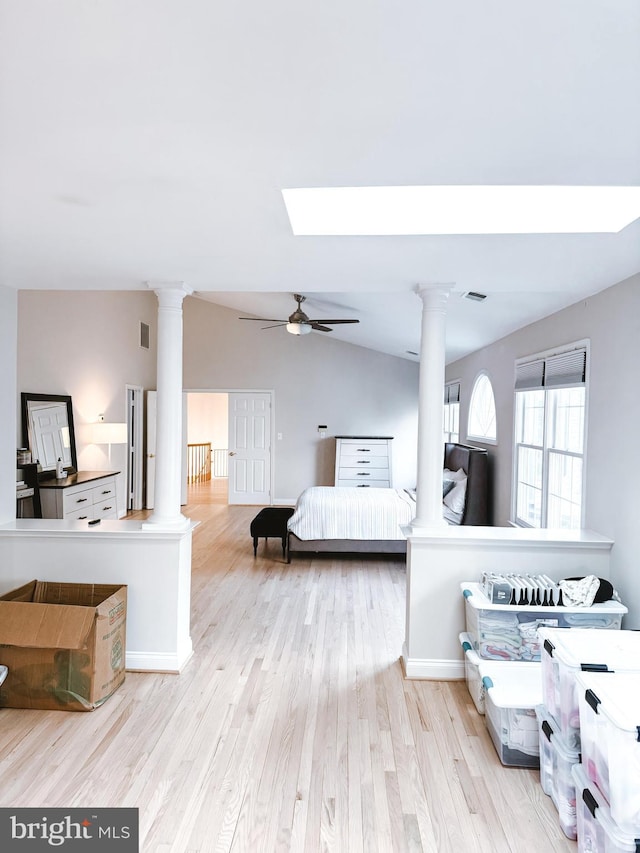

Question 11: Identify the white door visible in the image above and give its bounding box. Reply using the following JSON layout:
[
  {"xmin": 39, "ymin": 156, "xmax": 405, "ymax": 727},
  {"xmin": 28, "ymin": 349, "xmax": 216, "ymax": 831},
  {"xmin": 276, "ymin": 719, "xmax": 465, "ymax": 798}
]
[
  {"xmin": 126, "ymin": 385, "xmax": 144, "ymax": 511},
  {"xmin": 145, "ymin": 391, "xmax": 188, "ymax": 509},
  {"xmin": 145, "ymin": 391, "xmax": 157, "ymax": 509},
  {"xmin": 227, "ymin": 392, "xmax": 272, "ymax": 505}
]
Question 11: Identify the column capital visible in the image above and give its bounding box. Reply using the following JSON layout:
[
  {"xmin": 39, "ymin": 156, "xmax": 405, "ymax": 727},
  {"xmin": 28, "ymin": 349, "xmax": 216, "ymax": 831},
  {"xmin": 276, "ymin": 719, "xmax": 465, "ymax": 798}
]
[
  {"xmin": 146, "ymin": 281, "xmax": 194, "ymax": 309},
  {"xmin": 414, "ymin": 284, "xmax": 454, "ymax": 310}
]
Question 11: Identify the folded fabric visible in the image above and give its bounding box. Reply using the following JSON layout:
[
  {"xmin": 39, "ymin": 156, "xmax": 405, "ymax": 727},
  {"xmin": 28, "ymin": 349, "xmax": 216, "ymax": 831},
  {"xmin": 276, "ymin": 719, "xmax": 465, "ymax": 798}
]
[{"xmin": 559, "ymin": 575, "xmax": 600, "ymax": 606}]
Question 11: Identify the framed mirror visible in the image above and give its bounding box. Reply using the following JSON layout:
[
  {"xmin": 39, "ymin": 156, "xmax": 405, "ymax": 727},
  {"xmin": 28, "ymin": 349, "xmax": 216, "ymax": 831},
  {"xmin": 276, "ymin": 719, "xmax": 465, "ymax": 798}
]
[{"xmin": 21, "ymin": 392, "xmax": 78, "ymax": 477}]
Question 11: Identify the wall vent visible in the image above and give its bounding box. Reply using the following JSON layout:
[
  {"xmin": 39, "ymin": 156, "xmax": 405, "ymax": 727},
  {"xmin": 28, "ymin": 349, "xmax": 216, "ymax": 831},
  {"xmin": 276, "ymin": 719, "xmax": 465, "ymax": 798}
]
[
  {"xmin": 140, "ymin": 322, "xmax": 150, "ymax": 349},
  {"xmin": 462, "ymin": 291, "xmax": 487, "ymax": 302}
]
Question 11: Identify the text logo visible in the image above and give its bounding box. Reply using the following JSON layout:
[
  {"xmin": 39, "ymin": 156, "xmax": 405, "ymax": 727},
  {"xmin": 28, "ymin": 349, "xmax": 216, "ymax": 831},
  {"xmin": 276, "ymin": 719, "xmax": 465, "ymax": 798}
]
[{"xmin": 0, "ymin": 808, "xmax": 138, "ymax": 851}]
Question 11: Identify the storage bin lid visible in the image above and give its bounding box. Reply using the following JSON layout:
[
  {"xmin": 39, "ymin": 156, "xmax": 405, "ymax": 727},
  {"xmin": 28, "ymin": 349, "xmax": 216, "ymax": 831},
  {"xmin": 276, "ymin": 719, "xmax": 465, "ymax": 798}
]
[
  {"xmin": 460, "ymin": 582, "xmax": 627, "ymax": 614},
  {"xmin": 575, "ymin": 671, "xmax": 640, "ymax": 732},
  {"xmin": 571, "ymin": 763, "xmax": 640, "ymax": 851},
  {"xmin": 479, "ymin": 661, "xmax": 542, "ymax": 707},
  {"xmin": 539, "ymin": 627, "xmax": 640, "ymax": 671},
  {"xmin": 459, "ymin": 631, "xmax": 482, "ymax": 665}
]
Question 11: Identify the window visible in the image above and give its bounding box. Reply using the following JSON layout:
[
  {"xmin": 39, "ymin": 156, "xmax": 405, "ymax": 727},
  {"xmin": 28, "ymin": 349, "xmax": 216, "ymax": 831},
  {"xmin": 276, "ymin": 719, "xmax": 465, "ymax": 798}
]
[
  {"xmin": 468, "ymin": 373, "xmax": 497, "ymax": 442},
  {"xmin": 513, "ymin": 346, "xmax": 587, "ymax": 529},
  {"xmin": 443, "ymin": 381, "xmax": 460, "ymax": 443}
]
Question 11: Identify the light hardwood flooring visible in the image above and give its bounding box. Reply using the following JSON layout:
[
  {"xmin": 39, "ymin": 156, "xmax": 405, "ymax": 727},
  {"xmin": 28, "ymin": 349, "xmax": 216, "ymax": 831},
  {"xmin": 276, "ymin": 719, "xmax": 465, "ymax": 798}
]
[{"xmin": 0, "ymin": 484, "xmax": 576, "ymax": 852}]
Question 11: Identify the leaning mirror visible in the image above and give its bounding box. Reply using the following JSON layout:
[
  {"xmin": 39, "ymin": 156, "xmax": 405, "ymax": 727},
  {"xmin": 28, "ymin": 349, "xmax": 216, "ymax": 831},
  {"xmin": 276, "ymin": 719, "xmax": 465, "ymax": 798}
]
[{"xmin": 21, "ymin": 392, "xmax": 78, "ymax": 477}]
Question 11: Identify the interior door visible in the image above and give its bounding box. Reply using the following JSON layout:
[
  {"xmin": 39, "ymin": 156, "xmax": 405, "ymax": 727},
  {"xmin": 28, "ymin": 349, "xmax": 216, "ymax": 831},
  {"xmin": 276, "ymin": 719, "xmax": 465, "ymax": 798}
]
[
  {"xmin": 145, "ymin": 391, "xmax": 188, "ymax": 509},
  {"xmin": 227, "ymin": 392, "xmax": 272, "ymax": 505},
  {"xmin": 145, "ymin": 391, "xmax": 157, "ymax": 509}
]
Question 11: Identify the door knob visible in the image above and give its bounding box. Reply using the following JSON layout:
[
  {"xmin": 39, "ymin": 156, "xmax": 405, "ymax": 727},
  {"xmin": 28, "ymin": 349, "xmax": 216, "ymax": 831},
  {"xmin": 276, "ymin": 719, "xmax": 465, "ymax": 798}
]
[{"xmin": 229, "ymin": 451, "xmax": 236, "ymax": 456}]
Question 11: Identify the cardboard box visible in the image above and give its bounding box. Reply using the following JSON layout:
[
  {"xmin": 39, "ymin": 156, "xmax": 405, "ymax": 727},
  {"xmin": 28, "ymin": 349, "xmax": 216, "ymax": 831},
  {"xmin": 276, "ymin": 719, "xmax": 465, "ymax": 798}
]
[{"xmin": 0, "ymin": 580, "xmax": 127, "ymax": 711}]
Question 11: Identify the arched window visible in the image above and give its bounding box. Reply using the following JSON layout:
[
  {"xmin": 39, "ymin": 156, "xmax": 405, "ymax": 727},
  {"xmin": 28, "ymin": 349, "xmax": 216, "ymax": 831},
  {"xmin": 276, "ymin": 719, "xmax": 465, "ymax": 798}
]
[{"xmin": 468, "ymin": 373, "xmax": 497, "ymax": 442}]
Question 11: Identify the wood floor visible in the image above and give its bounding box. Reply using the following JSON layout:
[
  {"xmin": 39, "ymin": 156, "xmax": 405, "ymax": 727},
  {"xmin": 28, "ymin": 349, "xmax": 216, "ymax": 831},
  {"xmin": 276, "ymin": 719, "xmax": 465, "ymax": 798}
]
[{"xmin": 0, "ymin": 483, "xmax": 576, "ymax": 852}]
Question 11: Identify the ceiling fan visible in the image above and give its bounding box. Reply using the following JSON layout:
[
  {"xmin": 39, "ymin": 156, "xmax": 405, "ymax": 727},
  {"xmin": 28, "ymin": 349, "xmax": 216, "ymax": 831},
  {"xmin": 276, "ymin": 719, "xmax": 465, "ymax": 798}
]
[{"xmin": 239, "ymin": 294, "xmax": 360, "ymax": 336}]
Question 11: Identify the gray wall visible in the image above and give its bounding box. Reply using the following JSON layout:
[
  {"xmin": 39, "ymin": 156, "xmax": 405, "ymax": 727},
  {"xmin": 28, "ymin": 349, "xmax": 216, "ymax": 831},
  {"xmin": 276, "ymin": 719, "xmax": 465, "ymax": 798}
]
[
  {"xmin": 446, "ymin": 274, "xmax": 640, "ymax": 627},
  {"xmin": 17, "ymin": 291, "xmax": 420, "ymax": 503},
  {"xmin": 183, "ymin": 296, "xmax": 419, "ymax": 500}
]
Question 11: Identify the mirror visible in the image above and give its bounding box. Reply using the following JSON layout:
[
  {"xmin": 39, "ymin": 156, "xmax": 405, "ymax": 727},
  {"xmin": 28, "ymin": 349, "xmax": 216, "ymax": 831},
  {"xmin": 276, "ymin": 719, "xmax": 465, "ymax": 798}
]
[{"xmin": 21, "ymin": 392, "xmax": 78, "ymax": 477}]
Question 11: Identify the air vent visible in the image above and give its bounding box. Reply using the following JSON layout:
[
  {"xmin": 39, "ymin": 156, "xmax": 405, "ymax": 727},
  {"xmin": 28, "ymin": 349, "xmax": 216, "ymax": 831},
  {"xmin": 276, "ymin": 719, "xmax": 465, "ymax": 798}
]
[
  {"xmin": 462, "ymin": 291, "xmax": 487, "ymax": 302},
  {"xmin": 140, "ymin": 322, "xmax": 150, "ymax": 349}
]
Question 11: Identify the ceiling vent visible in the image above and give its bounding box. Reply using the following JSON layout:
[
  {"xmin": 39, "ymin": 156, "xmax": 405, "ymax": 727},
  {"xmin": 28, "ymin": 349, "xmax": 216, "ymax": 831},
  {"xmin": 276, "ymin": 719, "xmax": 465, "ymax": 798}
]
[{"xmin": 461, "ymin": 291, "xmax": 487, "ymax": 302}]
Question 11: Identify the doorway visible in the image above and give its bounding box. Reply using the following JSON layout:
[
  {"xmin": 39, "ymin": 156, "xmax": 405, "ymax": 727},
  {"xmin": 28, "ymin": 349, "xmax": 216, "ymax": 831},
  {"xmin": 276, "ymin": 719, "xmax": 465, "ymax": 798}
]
[{"xmin": 186, "ymin": 390, "xmax": 274, "ymax": 506}]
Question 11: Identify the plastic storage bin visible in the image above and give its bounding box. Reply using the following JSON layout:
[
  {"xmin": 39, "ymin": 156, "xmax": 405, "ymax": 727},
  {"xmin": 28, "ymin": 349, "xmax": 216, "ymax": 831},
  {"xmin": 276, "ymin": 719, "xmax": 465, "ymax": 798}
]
[
  {"xmin": 461, "ymin": 582, "xmax": 626, "ymax": 663},
  {"xmin": 576, "ymin": 670, "xmax": 640, "ymax": 834},
  {"xmin": 539, "ymin": 628, "xmax": 640, "ymax": 751},
  {"xmin": 480, "ymin": 661, "xmax": 542, "ymax": 767},
  {"xmin": 459, "ymin": 631, "xmax": 485, "ymax": 714},
  {"xmin": 572, "ymin": 763, "xmax": 640, "ymax": 853},
  {"xmin": 536, "ymin": 705, "xmax": 581, "ymax": 840}
]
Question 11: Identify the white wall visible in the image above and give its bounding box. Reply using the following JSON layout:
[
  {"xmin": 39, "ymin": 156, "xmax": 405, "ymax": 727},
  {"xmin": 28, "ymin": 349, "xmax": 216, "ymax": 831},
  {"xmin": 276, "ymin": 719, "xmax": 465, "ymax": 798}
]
[
  {"xmin": 187, "ymin": 392, "xmax": 228, "ymax": 449},
  {"xmin": 1, "ymin": 285, "xmax": 18, "ymax": 523},
  {"xmin": 445, "ymin": 274, "xmax": 640, "ymax": 627}
]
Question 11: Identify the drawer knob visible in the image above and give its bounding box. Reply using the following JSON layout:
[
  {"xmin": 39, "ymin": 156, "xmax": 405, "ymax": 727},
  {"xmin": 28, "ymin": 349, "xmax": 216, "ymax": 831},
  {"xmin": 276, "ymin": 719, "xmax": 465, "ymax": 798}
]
[
  {"xmin": 356, "ymin": 448, "xmax": 371, "ymax": 452},
  {"xmin": 357, "ymin": 472, "xmax": 370, "ymax": 476},
  {"xmin": 76, "ymin": 497, "xmax": 88, "ymax": 503},
  {"xmin": 101, "ymin": 489, "xmax": 112, "ymax": 495}
]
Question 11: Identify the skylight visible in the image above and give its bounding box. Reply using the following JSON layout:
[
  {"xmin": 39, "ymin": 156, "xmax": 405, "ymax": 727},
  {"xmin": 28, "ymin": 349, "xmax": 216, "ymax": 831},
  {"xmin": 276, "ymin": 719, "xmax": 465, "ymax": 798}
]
[{"xmin": 282, "ymin": 186, "xmax": 640, "ymax": 236}]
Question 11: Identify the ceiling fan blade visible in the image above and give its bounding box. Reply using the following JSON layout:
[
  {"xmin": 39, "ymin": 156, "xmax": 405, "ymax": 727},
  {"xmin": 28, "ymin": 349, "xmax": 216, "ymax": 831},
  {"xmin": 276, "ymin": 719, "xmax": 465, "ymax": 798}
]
[
  {"xmin": 307, "ymin": 318, "xmax": 360, "ymax": 325},
  {"xmin": 239, "ymin": 317, "xmax": 285, "ymax": 322},
  {"xmin": 261, "ymin": 323, "xmax": 288, "ymax": 329},
  {"xmin": 310, "ymin": 323, "xmax": 333, "ymax": 332}
]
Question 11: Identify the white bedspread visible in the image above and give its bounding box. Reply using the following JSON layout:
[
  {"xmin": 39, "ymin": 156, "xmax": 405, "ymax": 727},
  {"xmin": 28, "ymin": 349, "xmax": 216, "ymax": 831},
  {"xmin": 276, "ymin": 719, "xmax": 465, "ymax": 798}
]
[{"xmin": 287, "ymin": 487, "xmax": 416, "ymax": 541}]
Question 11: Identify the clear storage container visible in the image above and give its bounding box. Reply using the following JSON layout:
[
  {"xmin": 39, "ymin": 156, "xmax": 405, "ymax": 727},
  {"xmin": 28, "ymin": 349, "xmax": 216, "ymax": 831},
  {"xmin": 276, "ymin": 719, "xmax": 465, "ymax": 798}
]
[
  {"xmin": 459, "ymin": 631, "xmax": 485, "ymax": 714},
  {"xmin": 539, "ymin": 628, "xmax": 640, "ymax": 751},
  {"xmin": 572, "ymin": 763, "xmax": 640, "ymax": 853},
  {"xmin": 479, "ymin": 661, "xmax": 542, "ymax": 767},
  {"xmin": 576, "ymin": 670, "xmax": 640, "ymax": 834},
  {"xmin": 461, "ymin": 582, "xmax": 625, "ymax": 663},
  {"xmin": 536, "ymin": 705, "xmax": 581, "ymax": 839}
]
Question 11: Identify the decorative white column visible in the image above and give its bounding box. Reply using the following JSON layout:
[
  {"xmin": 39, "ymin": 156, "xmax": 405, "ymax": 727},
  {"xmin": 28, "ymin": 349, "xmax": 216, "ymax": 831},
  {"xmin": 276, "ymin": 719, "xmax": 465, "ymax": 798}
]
[
  {"xmin": 412, "ymin": 284, "xmax": 453, "ymax": 528},
  {"xmin": 143, "ymin": 281, "xmax": 193, "ymax": 529}
]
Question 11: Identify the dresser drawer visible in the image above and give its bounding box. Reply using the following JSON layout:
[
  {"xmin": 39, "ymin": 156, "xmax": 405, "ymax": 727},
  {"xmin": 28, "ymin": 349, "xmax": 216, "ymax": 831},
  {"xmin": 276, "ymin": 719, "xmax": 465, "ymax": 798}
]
[
  {"xmin": 62, "ymin": 486, "xmax": 94, "ymax": 515},
  {"xmin": 337, "ymin": 478, "xmax": 391, "ymax": 488},
  {"xmin": 339, "ymin": 442, "xmax": 390, "ymax": 459}
]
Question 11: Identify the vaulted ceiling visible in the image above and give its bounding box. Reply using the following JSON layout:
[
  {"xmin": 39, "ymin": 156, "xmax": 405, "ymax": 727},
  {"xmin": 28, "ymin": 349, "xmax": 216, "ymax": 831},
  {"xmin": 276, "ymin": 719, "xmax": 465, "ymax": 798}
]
[{"xmin": 1, "ymin": 1, "xmax": 639, "ymax": 362}]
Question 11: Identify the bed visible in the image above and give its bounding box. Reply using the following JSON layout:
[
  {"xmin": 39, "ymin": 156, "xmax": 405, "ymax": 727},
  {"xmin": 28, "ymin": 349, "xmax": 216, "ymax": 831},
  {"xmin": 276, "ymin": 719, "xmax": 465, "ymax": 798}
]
[{"xmin": 286, "ymin": 442, "xmax": 490, "ymax": 561}]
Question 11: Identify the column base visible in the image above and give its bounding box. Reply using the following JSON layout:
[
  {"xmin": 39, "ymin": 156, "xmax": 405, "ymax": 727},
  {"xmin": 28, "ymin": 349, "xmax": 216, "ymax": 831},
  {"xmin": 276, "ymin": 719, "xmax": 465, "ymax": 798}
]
[{"xmin": 142, "ymin": 513, "xmax": 191, "ymax": 531}]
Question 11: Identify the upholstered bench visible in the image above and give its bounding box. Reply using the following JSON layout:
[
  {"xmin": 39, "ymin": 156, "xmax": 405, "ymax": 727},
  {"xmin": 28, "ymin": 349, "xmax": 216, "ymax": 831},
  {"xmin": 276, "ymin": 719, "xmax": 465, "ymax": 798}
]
[{"xmin": 250, "ymin": 507, "xmax": 295, "ymax": 557}]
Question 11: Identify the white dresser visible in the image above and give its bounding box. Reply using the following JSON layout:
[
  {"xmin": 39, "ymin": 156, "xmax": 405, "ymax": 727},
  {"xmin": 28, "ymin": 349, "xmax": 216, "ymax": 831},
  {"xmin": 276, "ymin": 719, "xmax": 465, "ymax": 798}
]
[
  {"xmin": 39, "ymin": 471, "xmax": 119, "ymax": 521},
  {"xmin": 334, "ymin": 436, "xmax": 393, "ymax": 488}
]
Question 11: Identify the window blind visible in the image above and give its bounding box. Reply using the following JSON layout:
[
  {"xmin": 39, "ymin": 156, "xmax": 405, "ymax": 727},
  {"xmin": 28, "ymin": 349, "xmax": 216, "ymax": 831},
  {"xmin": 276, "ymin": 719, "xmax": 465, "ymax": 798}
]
[
  {"xmin": 515, "ymin": 348, "xmax": 586, "ymax": 391},
  {"xmin": 444, "ymin": 382, "xmax": 460, "ymax": 404}
]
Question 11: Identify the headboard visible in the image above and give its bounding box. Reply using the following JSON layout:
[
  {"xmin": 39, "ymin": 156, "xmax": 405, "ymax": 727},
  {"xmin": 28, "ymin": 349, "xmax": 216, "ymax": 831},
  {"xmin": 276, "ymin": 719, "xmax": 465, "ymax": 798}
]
[{"xmin": 444, "ymin": 442, "xmax": 490, "ymax": 525}]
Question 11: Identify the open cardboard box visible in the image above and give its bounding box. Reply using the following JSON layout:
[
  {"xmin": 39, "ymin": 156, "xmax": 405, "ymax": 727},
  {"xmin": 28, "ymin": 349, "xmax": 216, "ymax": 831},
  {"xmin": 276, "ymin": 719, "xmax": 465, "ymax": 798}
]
[{"xmin": 0, "ymin": 580, "xmax": 127, "ymax": 711}]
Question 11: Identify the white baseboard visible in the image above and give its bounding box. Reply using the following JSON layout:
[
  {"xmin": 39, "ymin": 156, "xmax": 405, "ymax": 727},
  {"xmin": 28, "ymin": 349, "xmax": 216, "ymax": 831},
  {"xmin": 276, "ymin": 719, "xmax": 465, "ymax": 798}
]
[
  {"xmin": 273, "ymin": 497, "xmax": 297, "ymax": 506},
  {"xmin": 126, "ymin": 645, "xmax": 193, "ymax": 673},
  {"xmin": 402, "ymin": 651, "xmax": 465, "ymax": 680}
]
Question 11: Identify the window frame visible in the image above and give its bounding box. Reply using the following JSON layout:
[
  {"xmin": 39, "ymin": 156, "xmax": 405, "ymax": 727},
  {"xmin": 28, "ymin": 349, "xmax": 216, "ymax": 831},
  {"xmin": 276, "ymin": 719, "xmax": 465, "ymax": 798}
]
[
  {"xmin": 443, "ymin": 380, "xmax": 460, "ymax": 444},
  {"xmin": 511, "ymin": 340, "xmax": 589, "ymax": 529},
  {"xmin": 467, "ymin": 371, "xmax": 497, "ymax": 444}
]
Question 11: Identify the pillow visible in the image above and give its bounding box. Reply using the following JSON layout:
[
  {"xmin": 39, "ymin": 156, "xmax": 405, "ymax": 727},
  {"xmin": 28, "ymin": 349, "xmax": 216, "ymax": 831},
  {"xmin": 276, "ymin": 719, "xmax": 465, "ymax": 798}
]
[
  {"xmin": 442, "ymin": 478, "xmax": 456, "ymax": 498},
  {"xmin": 443, "ymin": 467, "xmax": 467, "ymax": 482},
  {"xmin": 443, "ymin": 475, "xmax": 467, "ymax": 515}
]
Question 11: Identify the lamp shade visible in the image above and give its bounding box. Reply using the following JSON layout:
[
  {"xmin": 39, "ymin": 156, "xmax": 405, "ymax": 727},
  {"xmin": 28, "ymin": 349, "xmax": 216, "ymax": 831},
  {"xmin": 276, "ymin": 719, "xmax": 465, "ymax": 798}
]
[
  {"xmin": 286, "ymin": 322, "xmax": 312, "ymax": 335},
  {"xmin": 91, "ymin": 422, "xmax": 128, "ymax": 445}
]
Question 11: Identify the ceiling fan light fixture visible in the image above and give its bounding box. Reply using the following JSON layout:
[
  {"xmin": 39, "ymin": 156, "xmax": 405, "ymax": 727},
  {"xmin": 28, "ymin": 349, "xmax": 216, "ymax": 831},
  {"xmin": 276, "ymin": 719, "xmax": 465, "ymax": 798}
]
[{"xmin": 286, "ymin": 322, "xmax": 312, "ymax": 335}]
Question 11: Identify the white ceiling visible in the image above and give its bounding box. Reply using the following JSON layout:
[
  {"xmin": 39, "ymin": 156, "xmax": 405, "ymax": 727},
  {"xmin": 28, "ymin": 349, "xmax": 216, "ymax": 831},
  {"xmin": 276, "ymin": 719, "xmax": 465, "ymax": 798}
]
[{"xmin": 1, "ymin": 1, "xmax": 639, "ymax": 363}]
